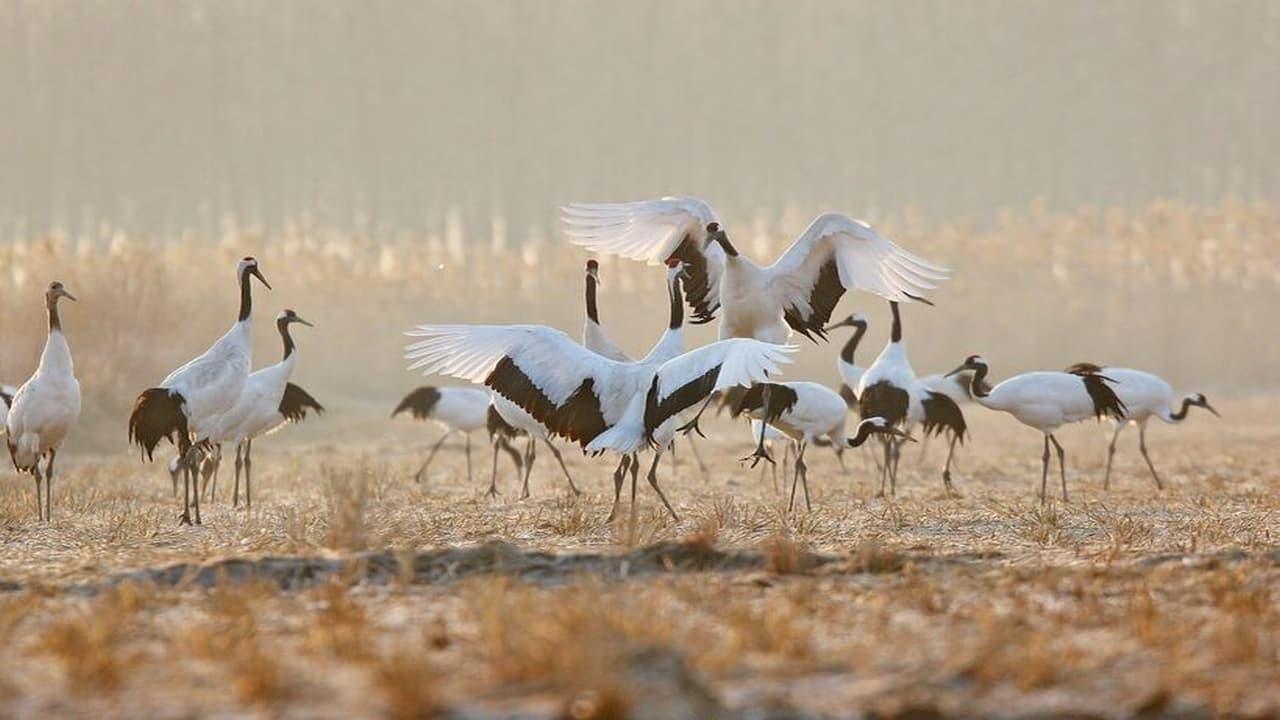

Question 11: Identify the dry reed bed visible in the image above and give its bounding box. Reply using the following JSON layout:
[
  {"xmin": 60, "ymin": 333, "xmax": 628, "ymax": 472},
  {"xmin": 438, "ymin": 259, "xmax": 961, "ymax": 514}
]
[{"xmin": 0, "ymin": 199, "xmax": 1277, "ymax": 455}]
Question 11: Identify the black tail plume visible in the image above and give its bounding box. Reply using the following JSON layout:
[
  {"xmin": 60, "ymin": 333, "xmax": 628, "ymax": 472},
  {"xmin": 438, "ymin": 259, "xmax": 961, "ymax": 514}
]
[
  {"xmin": 392, "ymin": 386, "xmax": 441, "ymax": 419},
  {"xmin": 128, "ymin": 388, "xmax": 188, "ymax": 461}
]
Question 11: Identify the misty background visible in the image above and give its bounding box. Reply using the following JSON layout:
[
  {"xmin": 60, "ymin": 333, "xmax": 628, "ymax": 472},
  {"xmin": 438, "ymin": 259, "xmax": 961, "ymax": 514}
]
[
  {"xmin": 0, "ymin": 1, "xmax": 1277, "ymax": 456},
  {"xmin": 2, "ymin": 1, "xmax": 1278, "ymax": 236}
]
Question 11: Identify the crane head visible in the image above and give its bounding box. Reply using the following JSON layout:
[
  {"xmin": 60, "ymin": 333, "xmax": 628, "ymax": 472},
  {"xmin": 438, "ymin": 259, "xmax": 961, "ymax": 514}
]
[{"xmin": 238, "ymin": 256, "xmax": 272, "ymax": 290}]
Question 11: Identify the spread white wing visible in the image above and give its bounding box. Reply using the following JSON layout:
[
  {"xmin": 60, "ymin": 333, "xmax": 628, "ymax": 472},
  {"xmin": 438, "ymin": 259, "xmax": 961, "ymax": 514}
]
[
  {"xmin": 765, "ymin": 213, "xmax": 951, "ymax": 339},
  {"xmin": 562, "ymin": 197, "xmax": 725, "ymax": 323}
]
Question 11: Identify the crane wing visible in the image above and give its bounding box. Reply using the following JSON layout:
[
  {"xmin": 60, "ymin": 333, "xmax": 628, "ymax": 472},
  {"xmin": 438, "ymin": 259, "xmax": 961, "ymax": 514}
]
[
  {"xmin": 404, "ymin": 324, "xmax": 646, "ymax": 448},
  {"xmin": 642, "ymin": 338, "xmax": 797, "ymax": 435},
  {"xmin": 562, "ymin": 197, "xmax": 724, "ymax": 323},
  {"xmin": 765, "ymin": 213, "xmax": 951, "ymax": 340}
]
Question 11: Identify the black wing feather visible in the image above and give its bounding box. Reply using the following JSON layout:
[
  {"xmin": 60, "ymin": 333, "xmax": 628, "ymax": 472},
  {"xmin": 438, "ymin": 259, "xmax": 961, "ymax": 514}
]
[{"xmin": 280, "ymin": 382, "xmax": 325, "ymax": 422}]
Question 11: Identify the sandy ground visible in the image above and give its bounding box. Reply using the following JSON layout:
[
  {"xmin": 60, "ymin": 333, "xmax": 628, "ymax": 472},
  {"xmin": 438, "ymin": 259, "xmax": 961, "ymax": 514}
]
[{"xmin": 0, "ymin": 397, "xmax": 1276, "ymax": 718}]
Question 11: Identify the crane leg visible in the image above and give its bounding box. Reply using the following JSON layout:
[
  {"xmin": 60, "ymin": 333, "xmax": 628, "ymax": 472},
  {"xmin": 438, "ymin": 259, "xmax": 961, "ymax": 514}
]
[
  {"xmin": 606, "ymin": 455, "xmax": 630, "ymax": 522},
  {"xmin": 464, "ymin": 434, "xmax": 473, "ymax": 485},
  {"xmin": 32, "ymin": 467, "xmax": 42, "ymax": 521},
  {"xmin": 242, "ymin": 438, "xmax": 252, "ymax": 511},
  {"xmin": 675, "ymin": 395, "xmax": 716, "ymax": 438},
  {"xmin": 521, "ymin": 437, "xmax": 538, "ymax": 499},
  {"xmin": 498, "ymin": 436, "xmax": 523, "ymax": 474},
  {"xmin": 787, "ymin": 442, "xmax": 801, "ymax": 512},
  {"xmin": 892, "ymin": 438, "xmax": 903, "ymax": 495},
  {"xmin": 542, "ymin": 437, "xmax": 580, "ymax": 496},
  {"xmin": 1049, "ymin": 434, "xmax": 1067, "ymax": 503},
  {"xmin": 45, "ymin": 450, "xmax": 57, "ymax": 522},
  {"xmin": 685, "ymin": 436, "xmax": 709, "ymax": 474},
  {"xmin": 487, "ymin": 437, "xmax": 502, "ymax": 498},
  {"xmin": 646, "ymin": 452, "xmax": 679, "ymax": 521},
  {"xmin": 1104, "ymin": 423, "xmax": 1123, "ymax": 490},
  {"xmin": 1138, "ymin": 423, "xmax": 1164, "ymax": 490},
  {"xmin": 414, "ymin": 432, "xmax": 453, "ymax": 484},
  {"xmin": 232, "ymin": 443, "xmax": 244, "ymax": 508},
  {"xmin": 1039, "ymin": 435, "xmax": 1051, "ymax": 504},
  {"xmin": 797, "ymin": 441, "xmax": 811, "ymax": 512},
  {"xmin": 942, "ymin": 435, "xmax": 958, "ymax": 497},
  {"xmin": 629, "ymin": 452, "xmax": 640, "ymax": 516}
]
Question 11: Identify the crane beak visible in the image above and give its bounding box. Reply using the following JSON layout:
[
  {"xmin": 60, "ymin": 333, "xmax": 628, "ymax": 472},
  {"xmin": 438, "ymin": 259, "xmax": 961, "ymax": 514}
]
[
  {"xmin": 295, "ymin": 316, "xmax": 315, "ymax": 328},
  {"xmin": 60, "ymin": 289, "xmax": 77, "ymax": 302},
  {"xmin": 887, "ymin": 427, "xmax": 917, "ymax": 443},
  {"xmin": 1204, "ymin": 401, "xmax": 1221, "ymax": 418},
  {"xmin": 944, "ymin": 364, "xmax": 969, "ymax": 378},
  {"xmin": 251, "ymin": 266, "xmax": 272, "ymax": 290}
]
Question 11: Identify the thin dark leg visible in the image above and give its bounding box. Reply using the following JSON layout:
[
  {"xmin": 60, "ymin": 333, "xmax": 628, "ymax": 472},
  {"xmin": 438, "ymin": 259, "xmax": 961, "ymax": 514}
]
[
  {"xmin": 797, "ymin": 441, "xmax": 811, "ymax": 511},
  {"xmin": 628, "ymin": 452, "xmax": 640, "ymax": 521},
  {"xmin": 242, "ymin": 438, "xmax": 252, "ymax": 511},
  {"xmin": 465, "ymin": 433, "xmax": 473, "ymax": 485},
  {"xmin": 45, "ymin": 450, "xmax": 57, "ymax": 522},
  {"xmin": 498, "ymin": 436, "xmax": 523, "ymax": 475},
  {"xmin": 414, "ymin": 432, "xmax": 453, "ymax": 483},
  {"xmin": 1039, "ymin": 435, "xmax": 1051, "ymax": 504},
  {"xmin": 1049, "ymin": 434, "xmax": 1067, "ymax": 503},
  {"xmin": 942, "ymin": 435, "xmax": 958, "ymax": 497},
  {"xmin": 1104, "ymin": 423, "xmax": 1123, "ymax": 490},
  {"xmin": 542, "ymin": 437, "xmax": 580, "ymax": 496},
  {"xmin": 831, "ymin": 440, "xmax": 846, "ymax": 471},
  {"xmin": 787, "ymin": 442, "xmax": 801, "ymax": 512},
  {"xmin": 646, "ymin": 452, "xmax": 679, "ymax": 521},
  {"xmin": 192, "ymin": 449, "xmax": 203, "ymax": 525},
  {"xmin": 521, "ymin": 437, "xmax": 538, "ymax": 499},
  {"xmin": 685, "ymin": 436, "xmax": 709, "ymax": 474},
  {"xmin": 675, "ymin": 395, "xmax": 716, "ymax": 438},
  {"xmin": 1138, "ymin": 423, "xmax": 1164, "ymax": 490},
  {"xmin": 890, "ymin": 438, "xmax": 901, "ymax": 496},
  {"xmin": 606, "ymin": 455, "xmax": 630, "ymax": 522},
  {"xmin": 489, "ymin": 437, "xmax": 501, "ymax": 497},
  {"xmin": 233, "ymin": 443, "xmax": 244, "ymax": 508},
  {"xmin": 878, "ymin": 438, "xmax": 891, "ymax": 497},
  {"xmin": 181, "ymin": 455, "xmax": 193, "ymax": 525},
  {"xmin": 33, "ymin": 468, "xmax": 42, "ymax": 522}
]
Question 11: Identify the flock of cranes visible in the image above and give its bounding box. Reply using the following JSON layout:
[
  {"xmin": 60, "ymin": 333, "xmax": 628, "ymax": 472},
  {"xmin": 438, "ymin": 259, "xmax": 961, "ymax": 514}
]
[{"xmin": 0, "ymin": 198, "xmax": 1219, "ymax": 524}]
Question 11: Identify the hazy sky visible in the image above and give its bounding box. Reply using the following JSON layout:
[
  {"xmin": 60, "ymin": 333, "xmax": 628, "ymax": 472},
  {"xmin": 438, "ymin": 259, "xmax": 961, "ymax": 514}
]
[{"xmin": 2, "ymin": 0, "xmax": 1277, "ymax": 237}]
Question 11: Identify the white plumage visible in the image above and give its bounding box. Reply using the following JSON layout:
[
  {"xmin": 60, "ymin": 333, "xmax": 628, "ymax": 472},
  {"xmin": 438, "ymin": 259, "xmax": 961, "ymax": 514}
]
[
  {"xmin": 946, "ymin": 355, "xmax": 1127, "ymax": 503},
  {"xmin": 737, "ymin": 382, "xmax": 907, "ymax": 511},
  {"xmin": 1069, "ymin": 366, "xmax": 1217, "ymax": 490},
  {"xmin": 129, "ymin": 256, "xmax": 270, "ymax": 525},
  {"xmin": 202, "ymin": 309, "xmax": 316, "ymax": 508},
  {"xmin": 857, "ymin": 303, "xmax": 969, "ymax": 496},
  {"xmin": 5, "ymin": 281, "xmax": 81, "ymax": 521},
  {"xmin": 404, "ymin": 299, "xmax": 796, "ymax": 521},
  {"xmin": 824, "ymin": 313, "xmax": 869, "ymax": 403},
  {"xmin": 562, "ymin": 197, "xmax": 950, "ymax": 344}
]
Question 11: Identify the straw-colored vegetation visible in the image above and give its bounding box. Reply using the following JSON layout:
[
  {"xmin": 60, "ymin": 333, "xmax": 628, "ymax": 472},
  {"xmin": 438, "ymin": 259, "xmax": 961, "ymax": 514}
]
[{"xmin": 0, "ymin": 201, "xmax": 1277, "ymax": 717}]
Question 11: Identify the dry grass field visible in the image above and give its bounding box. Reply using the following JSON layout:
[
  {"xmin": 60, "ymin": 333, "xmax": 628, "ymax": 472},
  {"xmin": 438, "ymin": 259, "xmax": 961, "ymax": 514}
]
[{"xmin": 0, "ymin": 201, "xmax": 1277, "ymax": 718}]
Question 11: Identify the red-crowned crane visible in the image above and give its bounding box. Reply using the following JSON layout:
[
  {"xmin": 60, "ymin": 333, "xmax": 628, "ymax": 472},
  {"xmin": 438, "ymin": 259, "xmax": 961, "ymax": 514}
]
[
  {"xmin": 858, "ymin": 302, "xmax": 969, "ymax": 497},
  {"xmin": 5, "ymin": 281, "xmax": 81, "ymax": 521},
  {"xmin": 129, "ymin": 257, "xmax": 270, "ymax": 525},
  {"xmin": 735, "ymin": 381, "xmax": 909, "ymax": 511},
  {"xmin": 1064, "ymin": 363, "xmax": 1218, "ymax": 490},
  {"xmin": 947, "ymin": 356, "xmax": 1127, "ymax": 502},
  {"xmin": 404, "ymin": 274, "xmax": 796, "ymax": 523}
]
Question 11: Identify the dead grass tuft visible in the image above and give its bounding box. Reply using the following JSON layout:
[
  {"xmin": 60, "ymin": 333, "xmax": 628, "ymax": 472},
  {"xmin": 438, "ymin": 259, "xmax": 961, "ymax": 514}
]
[{"xmin": 762, "ymin": 533, "xmax": 812, "ymax": 575}]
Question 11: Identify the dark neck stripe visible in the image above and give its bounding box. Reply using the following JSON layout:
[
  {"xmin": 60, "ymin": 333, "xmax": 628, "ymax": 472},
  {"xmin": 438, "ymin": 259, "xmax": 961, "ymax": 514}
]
[
  {"xmin": 889, "ymin": 302, "xmax": 902, "ymax": 343},
  {"xmin": 47, "ymin": 297, "xmax": 62, "ymax": 332},
  {"xmin": 847, "ymin": 420, "xmax": 880, "ymax": 447},
  {"xmin": 278, "ymin": 319, "xmax": 296, "ymax": 360},
  {"xmin": 585, "ymin": 275, "xmax": 600, "ymax": 324},
  {"xmin": 969, "ymin": 366, "xmax": 991, "ymax": 399},
  {"xmin": 238, "ymin": 267, "xmax": 253, "ymax": 322},
  {"xmin": 668, "ymin": 274, "xmax": 684, "ymax": 329},
  {"xmin": 1171, "ymin": 397, "xmax": 1193, "ymax": 421},
  {"xmin": 840, "ymin": 322, "xmax": 866, "ymax": 363}
]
